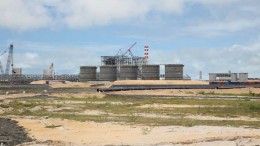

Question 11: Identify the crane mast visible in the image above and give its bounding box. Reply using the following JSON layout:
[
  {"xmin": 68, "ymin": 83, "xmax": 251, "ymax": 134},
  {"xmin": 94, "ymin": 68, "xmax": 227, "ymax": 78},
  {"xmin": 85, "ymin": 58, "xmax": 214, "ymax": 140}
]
[
  {"xmin": 5, "ymin": 44, "xmax": 13, "ymax": 75},
  {"xmin": 0, "ymin": 51, "xmax": 7, "ymax": 74}
]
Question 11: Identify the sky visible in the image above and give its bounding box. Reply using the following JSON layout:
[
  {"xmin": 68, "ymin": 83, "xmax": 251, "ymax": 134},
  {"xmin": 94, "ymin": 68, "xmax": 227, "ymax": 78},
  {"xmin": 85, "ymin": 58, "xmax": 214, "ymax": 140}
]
[{"xmin": 1, "ymin": 0, "xmax": 260, "ymax": 79}]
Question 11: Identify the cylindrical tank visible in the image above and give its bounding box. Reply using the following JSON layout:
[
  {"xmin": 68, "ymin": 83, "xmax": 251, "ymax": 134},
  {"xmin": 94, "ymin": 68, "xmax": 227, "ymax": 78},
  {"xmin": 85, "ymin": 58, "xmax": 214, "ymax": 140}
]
[
  {"xmin": 99, "ymin": 66, "xmax": 117, "ymax": 81},
  {"xmin": 165, "ymin": 64, "xmax": 184, "ymax": 80},
  {"xmin": 119, "ymin": 65, "xmax": 138, "ymax": 80},
  {"xmin": 141, "ymin": 65, "xmax": 160, "ymax": 80},
  {"xmin": 79, "ymin": 66, "xmax": 97, "ymax": 82},
  {"xmin": 12, "ymin": 68, "xmax": 22, "ymax": 75}
]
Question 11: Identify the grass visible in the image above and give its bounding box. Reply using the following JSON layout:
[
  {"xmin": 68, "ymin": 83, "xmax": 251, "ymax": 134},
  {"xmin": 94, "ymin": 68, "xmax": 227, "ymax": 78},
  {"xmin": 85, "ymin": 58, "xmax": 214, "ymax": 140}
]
[
  {"xmin": 1, "ymin": 94, "xmax": 260, "ymax": 127},
  {"xmin": 198, "ymin": 90, "xmax": 260, "ymax": 97},
  {"xmin": 45, "ymin": 124, "xmax": 62, "ymax": 128}
]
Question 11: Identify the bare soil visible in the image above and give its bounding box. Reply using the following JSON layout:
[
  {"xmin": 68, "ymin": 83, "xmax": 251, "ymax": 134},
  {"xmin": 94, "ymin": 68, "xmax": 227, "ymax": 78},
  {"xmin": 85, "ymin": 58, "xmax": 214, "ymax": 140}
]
[
  {"xmin": 1, "ymin": 80, "xmax": 260, "ymax": 145},
  {"xmin": 14, "ymin": 117, "xmax": 260, "ymax": 146}
]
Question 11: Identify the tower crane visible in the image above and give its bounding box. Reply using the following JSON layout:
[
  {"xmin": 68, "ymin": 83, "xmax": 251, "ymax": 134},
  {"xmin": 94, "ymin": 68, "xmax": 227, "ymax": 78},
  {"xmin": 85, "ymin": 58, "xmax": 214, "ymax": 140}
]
[
  {"xmin": 5, "ymin": 44, "xmax": 13, "ymax": 75},
  {"xmin": 116, "ymin": 42, "xmax": 137, "ymax": 65}
]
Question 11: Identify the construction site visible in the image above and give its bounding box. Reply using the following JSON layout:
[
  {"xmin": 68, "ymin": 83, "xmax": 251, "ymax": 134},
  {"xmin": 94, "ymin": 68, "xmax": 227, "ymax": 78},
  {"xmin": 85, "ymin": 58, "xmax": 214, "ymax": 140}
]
[{"xmin": 0, "ymin": 43, "xmax": 259, "ymax": 146}]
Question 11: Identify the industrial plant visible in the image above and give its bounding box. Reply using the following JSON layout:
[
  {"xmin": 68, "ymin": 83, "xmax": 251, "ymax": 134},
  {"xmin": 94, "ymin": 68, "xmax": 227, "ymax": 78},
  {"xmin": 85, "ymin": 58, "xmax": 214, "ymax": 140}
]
[
  {"xmin": 80, "ymin": 42, "xmax": 184, "ymax": 82},
  {"xmin": 0, "ymin": 43, "xmax": 185, "ymax": 85},
  {"xmin": 0, "ymin": 43, "xmax": 259, "ymax": 89}
]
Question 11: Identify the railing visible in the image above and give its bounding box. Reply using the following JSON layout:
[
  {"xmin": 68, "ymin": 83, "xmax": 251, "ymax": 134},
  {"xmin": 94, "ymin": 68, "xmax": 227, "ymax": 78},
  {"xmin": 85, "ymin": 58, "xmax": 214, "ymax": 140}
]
[{"xmin": 0, "ymin": 74, "xmax": 79, "ymax": 85}]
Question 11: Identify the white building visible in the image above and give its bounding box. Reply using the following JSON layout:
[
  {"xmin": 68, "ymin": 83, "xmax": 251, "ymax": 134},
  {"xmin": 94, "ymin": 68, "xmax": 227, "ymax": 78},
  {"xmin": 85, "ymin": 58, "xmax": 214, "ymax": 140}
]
[{"xmin": 209, "ymin": 73, "xmax": 248, "ymax": 82}]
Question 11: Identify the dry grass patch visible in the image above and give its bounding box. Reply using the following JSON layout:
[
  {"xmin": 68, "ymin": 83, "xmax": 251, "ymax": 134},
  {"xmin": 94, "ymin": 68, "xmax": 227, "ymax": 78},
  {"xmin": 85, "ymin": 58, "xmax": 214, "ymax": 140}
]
[
  {"xmin": 113, "ymin": 80, "xmax": 209, "ymax": 85},
  {"xmin": 137, "ymin": 104, "xmax": 228, "ymax": 109},
  {"xmin": 51, "ymin": 93, "xmax": 105, "ymax": 99}
]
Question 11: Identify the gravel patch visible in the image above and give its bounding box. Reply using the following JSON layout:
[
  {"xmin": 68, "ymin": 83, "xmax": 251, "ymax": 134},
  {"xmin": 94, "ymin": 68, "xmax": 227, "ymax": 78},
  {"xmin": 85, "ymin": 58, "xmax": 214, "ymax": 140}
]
[{"xmin": 0, "ymin": 117, "xmax": 32, "ymax": 146}]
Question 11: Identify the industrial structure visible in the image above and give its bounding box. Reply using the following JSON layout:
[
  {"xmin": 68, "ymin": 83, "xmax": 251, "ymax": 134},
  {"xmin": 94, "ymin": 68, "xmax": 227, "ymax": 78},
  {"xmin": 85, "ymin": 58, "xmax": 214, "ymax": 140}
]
[
  {"xmin": 101, "ymin": 42, "xmax": 146, "ymax": 66},
  {"xmin": 0, "ymin": 44, "xmax": 14, "ymax": 75},
  {"xmin": 0, "ymin": 44, "xmax": 78, "ymax": 85},
  {"xmin": 79, "ymin": 64, "xmax": 184, "ymax": 82},
  {"xmin": 209, "ymin": 72, "xmax": 248, "ymax": 82},
  {"xmin": 81, "ymin": 42, "xmax": 185, "ymax": 82},
  {"xmin": 0, "ymin": 43, "xmax": 258, "ymax": 88},
  {"xmin": 79, "ymin": 66, "xmax": 97, "ymax": 82},
  {"xmin": 165, "ymin": 64, "xmax": 184, "ymax": 80},
  {"xmin": 0, "ymin": 43, "xmax": 185, "ymax": 84}
]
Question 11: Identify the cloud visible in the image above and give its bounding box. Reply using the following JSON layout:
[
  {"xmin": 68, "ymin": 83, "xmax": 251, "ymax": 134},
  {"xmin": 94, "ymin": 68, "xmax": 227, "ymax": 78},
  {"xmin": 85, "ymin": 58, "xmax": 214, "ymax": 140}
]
[
  {"xmin": 59, "ymin": 0, "xmax": 186, "ymax": 28},
  {"xmin": 150, "ymin": 40, "xmax": 260, "ymax": 79},
  {"xmin": 0, "ymin": 0, "xmax": 186, "ymax": 30},
  {"xmin": 189, "ymin": 0, "xmax": 237, "ymax": 6},
  {"xmin": 186, "ymin": 19, "xmax": 260, "ymax": 37},
  {"xmin": 24, "ymin": 53, "xmax": 39, "ymax": 60},
  {"xmin": 0, "ymin": 0, "xmax": 259, "ymax": 37},
  {"xmin": 182, "ymin": 0, "xmax": 260, "ymax": 37},
  {"xmin": 7, "ymin": 41, "xmax": 121, "ymax": 74},
  {"xmin": 0, "ymin": 0, "xmax": 52, "ymax": 31}
]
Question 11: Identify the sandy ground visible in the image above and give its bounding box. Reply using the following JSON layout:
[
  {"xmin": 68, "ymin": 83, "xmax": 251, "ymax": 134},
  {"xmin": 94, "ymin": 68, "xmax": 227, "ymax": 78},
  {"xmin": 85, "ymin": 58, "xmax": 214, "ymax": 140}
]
[
  {"xmin": 31, "ymin": 80, "xmax": 92, "ymax": 88},
  {"xmin": 14, "ymin": 117, "xmax": 260, "ymax": 146}
]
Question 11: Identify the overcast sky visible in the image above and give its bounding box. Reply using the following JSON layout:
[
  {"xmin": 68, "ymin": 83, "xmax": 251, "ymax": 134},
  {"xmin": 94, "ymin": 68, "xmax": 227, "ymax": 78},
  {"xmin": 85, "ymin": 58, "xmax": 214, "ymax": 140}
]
[{"xmin": 1, "ymin": 0, "xmax": 260, "ymax": 79}]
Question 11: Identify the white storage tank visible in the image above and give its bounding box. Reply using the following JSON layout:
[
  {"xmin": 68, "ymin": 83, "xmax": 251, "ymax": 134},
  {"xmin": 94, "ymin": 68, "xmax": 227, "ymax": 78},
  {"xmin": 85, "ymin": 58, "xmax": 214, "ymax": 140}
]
[
  {"xmin": 119, "ymin": 65, "xmax": 138, "ymax": 80},
  {"xmin": 141, "ymin": 65, "xmax": 160, "ymax": 80},
  {"xmin": 165, "ymin": 64, "xmax": 184, "ymax": 80},
  {"xmin": 99, "ymin": 66, "xmax": 117, "ymax": 81},
  {"xmin": 79, "ymin": 66, "xmax": 97, "ymax": 82}
]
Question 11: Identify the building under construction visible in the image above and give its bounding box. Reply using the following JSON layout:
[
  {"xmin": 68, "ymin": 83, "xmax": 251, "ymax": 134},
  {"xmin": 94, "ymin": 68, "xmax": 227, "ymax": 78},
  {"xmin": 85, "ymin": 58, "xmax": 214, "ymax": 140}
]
[
  {"xmin": 101, "ymin": 42, "xmax": 147, "ymax": 66},
  {"xmin": 80, "ymin": 43, "xmax": 185, "ymax": 82}
]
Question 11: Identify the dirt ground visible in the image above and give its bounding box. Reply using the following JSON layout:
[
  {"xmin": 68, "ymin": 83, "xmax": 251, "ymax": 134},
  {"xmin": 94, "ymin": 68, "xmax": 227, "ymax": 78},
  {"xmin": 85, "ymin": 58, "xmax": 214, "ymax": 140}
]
[
  {"xmin": 1, "ymin": 80, "xmax": 260, "ymax": 145},
  {"xmin": 30, "ymin": 80, "xmax": 92, "ymax": 88},
  {"xmin": 15, "ymin": 117, "xmax": 260, "ymax": 146}
]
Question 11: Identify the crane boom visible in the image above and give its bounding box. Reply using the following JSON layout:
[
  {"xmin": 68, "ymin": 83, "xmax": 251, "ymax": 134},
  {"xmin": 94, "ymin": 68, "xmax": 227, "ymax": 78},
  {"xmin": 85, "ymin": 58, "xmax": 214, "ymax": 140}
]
[
  {"xmin": 122, "ymin": 42, "xmax": 137, "ymax": 57},
  {"xmin": 5, "ymin": 44, "xmax": 13, "ymax": 75}
]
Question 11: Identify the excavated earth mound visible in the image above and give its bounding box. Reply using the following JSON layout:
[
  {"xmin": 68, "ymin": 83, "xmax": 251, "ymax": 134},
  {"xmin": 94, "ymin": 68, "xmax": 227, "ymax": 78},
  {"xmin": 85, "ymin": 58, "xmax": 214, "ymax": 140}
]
[{"xmin": 0, "ymin": 118, "xmax": 32, "ymax": 146}]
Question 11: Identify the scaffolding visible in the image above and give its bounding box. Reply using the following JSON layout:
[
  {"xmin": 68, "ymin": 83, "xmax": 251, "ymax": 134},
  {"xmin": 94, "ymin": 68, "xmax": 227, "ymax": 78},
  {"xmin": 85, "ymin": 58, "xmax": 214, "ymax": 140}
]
[{"xmin": 101, "ymin": 56, "xmax": 145, "ymax": 66}]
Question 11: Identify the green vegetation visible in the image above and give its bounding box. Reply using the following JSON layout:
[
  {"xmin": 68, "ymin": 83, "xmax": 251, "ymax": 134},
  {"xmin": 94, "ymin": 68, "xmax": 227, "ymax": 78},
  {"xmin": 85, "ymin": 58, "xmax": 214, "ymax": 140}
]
[
  {"xmin": 1, "ymin": 95, "xmax": 260, "ymax": 127},
  {"xmin": 184, "ymin": 91, "xmax": 194, "ymax": 94},
  {"xmin": 45, "ymin": 124, "xmax": 62, "ymax": 128},
  {"xmin": 198, "ymin": 90, "xmax": 260, "ymax": 97}
]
